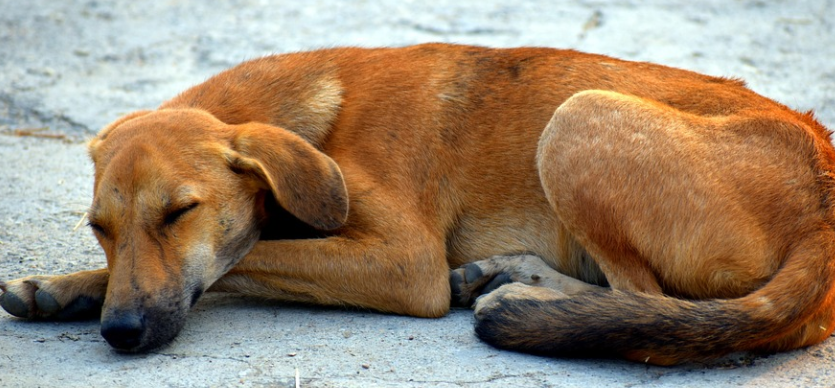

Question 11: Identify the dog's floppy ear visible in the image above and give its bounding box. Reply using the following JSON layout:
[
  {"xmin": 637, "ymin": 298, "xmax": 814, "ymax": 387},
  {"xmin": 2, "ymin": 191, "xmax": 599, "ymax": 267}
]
[{"xmin": 227, "ymin": 123, "xmax": 349, "ymax": 231}]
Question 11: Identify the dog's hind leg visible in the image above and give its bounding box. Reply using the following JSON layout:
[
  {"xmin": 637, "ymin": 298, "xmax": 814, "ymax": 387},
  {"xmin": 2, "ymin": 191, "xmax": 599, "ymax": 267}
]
[
  {"xmin": 1, "ymin": 269, "xmax": 108, "ymax": 320},
  {"xmin": 472, "ymin": 90, "xmax": 835, "ymax": 363}
]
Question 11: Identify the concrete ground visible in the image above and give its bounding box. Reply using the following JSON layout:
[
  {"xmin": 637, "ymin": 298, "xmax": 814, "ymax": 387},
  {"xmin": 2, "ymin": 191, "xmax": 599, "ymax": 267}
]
[{"xmin": 1, "ymin": 1, "xmax": 834, "ymax": 387}]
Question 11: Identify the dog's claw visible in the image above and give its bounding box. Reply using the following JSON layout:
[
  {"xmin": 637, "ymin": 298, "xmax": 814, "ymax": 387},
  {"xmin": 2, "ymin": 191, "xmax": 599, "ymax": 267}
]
[
  {"xmin": 464, "ymin": 263, "xmax": 483, "ymax": 284},
  {"xmin": 449, "ymin": 269, "xmax": 464, "ymax": 306},
  {"xmin": 1, "ymin": 291, "xmax": 31, "ymax": 318},
  {"xmin": 35, "ymin": 289, "xmax": 61, "ymax": 315}
]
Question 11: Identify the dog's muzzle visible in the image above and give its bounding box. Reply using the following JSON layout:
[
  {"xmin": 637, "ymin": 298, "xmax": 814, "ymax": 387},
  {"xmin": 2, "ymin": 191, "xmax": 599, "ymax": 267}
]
[{"xmin": 100, "ymin": 304, "xmax": 189, "ymax": 352}]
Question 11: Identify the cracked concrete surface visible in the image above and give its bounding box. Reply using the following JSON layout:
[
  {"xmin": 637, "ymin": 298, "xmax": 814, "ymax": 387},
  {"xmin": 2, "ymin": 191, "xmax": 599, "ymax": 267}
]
[{"xmin": 1, "ymin": 0, "xmax": 834, "ymax": 387}]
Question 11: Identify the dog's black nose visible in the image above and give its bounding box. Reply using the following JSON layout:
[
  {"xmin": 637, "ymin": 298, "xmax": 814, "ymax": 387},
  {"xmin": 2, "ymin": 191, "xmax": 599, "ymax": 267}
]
[{"xmin": 101, "ymin": 310, "xmax": 145, "ymax": 351}]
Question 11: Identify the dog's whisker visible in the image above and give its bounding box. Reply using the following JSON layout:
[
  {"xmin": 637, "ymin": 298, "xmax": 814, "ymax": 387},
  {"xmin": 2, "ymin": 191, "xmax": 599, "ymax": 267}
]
[{"xmin": 72, "ymin": 212, "xmax": 89, "ymax": 232}]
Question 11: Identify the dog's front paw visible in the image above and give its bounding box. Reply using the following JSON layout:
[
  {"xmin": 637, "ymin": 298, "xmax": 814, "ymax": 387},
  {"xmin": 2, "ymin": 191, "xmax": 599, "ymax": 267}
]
[
  {"xmin": 0, "ymin": 275, "xmax": 104, "ymax": 320},
  {"xmin": 0, "ymin": 279, "xmax": 34, "ymax": 318},
  {"xmin": 1, "ymin": 277, "xmax": 55, "ymax": 319}
]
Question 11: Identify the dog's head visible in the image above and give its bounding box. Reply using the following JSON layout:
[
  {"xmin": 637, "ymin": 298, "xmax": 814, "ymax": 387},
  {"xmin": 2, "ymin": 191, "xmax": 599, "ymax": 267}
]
[{"xmin": 86, "ymin": 109, "xmax": 348, "ymax": 352}]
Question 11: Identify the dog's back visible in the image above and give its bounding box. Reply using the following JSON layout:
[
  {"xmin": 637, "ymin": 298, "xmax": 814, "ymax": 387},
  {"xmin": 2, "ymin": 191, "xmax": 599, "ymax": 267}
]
[{"xmin": 166, "ymin": 44, "xmax": 834, "ymax": 363}]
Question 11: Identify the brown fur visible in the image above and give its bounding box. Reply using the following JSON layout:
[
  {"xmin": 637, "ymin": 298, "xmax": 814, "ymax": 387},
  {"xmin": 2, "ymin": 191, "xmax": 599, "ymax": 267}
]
[{"xmin": 1, "ymin": 44, "xmax": 834, "ymax": 364}]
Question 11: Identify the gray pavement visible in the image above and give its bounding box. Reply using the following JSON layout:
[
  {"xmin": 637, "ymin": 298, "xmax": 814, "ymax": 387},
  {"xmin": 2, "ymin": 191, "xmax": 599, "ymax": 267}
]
[{"xmin": 1, "ymin": 1, "xmax": 834, "ymax": 387}]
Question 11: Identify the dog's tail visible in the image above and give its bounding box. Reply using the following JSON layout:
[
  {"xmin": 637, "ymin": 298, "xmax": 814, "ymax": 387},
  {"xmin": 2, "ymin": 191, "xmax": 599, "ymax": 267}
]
[{"xmin": 474, "ymin": 229, "xmax": 835, "ymax": 365}]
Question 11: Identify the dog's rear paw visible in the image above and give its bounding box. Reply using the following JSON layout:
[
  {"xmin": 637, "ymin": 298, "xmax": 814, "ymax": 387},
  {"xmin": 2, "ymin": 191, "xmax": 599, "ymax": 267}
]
[
  {"xmin": 450, "ymin": 254, "xmax": 602, "ymax": 307},
  {"xmin": 0, "ymin": 276, "xmax": 103, "ymax": 320},
  {"xmin": 450, "ymin": 254, "xmax": 548, "ymax": 307}
]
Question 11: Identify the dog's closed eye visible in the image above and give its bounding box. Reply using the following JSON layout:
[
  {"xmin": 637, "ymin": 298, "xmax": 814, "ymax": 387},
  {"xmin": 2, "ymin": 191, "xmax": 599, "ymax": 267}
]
[
  {"xmin": 164, "ymin": 203, "xmax": 199, "ymax": 226},
  {"xmin": 87, "ymin": 221, "xmax": 108, "ymax": 237}
]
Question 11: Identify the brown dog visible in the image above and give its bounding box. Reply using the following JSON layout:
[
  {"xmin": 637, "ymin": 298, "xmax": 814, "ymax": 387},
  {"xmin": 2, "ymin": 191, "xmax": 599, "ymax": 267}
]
[{"xmin": 2, "ymin": 43, "xmax": 834, "ymax": 365}]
